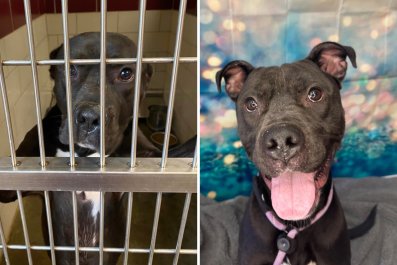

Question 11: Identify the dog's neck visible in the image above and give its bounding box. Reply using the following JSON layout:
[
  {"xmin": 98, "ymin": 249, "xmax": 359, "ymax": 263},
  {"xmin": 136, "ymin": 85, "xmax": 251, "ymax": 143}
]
[{"xmin": 253, "ymin": 174, "xmax": 334, "ymax": 265}]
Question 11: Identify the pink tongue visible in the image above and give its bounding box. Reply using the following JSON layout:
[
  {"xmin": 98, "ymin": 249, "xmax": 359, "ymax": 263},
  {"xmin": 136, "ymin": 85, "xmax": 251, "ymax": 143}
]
[{"xmin": 271, "ymin": 171, "xmax": 316, "ymax": 221}]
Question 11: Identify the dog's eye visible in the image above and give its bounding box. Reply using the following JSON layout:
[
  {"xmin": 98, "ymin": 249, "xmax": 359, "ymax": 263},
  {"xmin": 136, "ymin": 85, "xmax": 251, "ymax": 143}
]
[
  {"xmin": 70, "ymin": 65, "xmax": 78, "ymax": 78},
  {"xmin": 245, "ymin": 97, "xmax": 258, "ymax": 112},
  {"xmin": 119, "ymin": 68, "xmax": 134, "ymax": 81},
  {"xmin": 307, "ymin": 87, "xmax": 323, "ymax": 102}
]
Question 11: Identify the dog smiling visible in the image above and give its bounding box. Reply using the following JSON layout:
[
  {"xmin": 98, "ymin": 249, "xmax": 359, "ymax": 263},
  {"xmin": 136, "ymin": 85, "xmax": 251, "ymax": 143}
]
[{"xmin": 217, "ymin": 42, "xmax": 359, "ymax": 265}]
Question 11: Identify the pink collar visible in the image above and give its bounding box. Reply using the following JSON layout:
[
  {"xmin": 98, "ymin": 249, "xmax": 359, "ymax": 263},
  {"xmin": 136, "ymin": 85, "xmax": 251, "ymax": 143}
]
[{"xmin": 265, "ymin": 183, "xmax": 334, "ymax": 265}]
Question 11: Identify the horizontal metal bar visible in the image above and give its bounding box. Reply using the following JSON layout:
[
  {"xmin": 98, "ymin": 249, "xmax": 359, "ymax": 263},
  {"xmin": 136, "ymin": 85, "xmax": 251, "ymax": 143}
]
[
  {"xmin": 0, "ymin": 245, "xmax": 197, "ymax": 254},
  {"xmin": 0, "ymin": 157, "xmax": 196, "ymax": 192},
  {"xmin": 2, "ymin": 57, "xmax": 197, "ymax": 66}
]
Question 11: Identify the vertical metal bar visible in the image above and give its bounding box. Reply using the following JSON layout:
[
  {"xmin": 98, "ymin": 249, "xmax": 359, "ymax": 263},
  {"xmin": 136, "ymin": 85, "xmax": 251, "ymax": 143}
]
[
  {"xmin": 147, "ymin": 192, "xmax": 162, "ymax": 265},
  {"xmin": 172, "ymin": 193, "xmax": 191, "ymax": 265},
  {"xmin": 44, "ymin": 191, "xmax": 57, "ymax": 265},
  {"xmin": 61, "ymin": 0, "xmax": 75, "ymax": 167},
  {"xmin": 72, "ymin": 191, "xmax": 80, "ymax": 265},
  {"xmin": 0, "ymin": 64, "xmax": 17, "ymax": 167},
  {"xmin": 160, "ymin": 0, "xmax": 187, "ymax": 168},
  {"xmin": 123, "ymin": 192, "xmax": 133, "ymax": 265},
  {"xmin": 0, "ymin": 216, "xmax": 11, "ymax": 265},
  {"xmin": 23, "ymin": 0, "xmax": 46, "ymax": 167},
  {"xmin": 17, "ymin": 191, "xmax": 33, "ymax": 265},
  {"xmin": 99, "ymin": 0, "xmax": 107, "ymax": 167},
  {"xmin": 192, "ymin": 141, "xmax": 198, "ymax": 169},
  {"xmin": 130, "ymin": 0, "xmax": 147, "ymax": 167},
  {"xmin": 99, "ymin": 192, "xmax": 105, "ymax": 265}
]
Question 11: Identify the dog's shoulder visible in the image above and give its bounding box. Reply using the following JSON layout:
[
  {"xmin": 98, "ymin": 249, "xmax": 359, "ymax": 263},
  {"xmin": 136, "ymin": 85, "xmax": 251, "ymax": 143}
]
[{"xmin": 16, "ymin": 105, "xmax": 63, "ymax": 157}]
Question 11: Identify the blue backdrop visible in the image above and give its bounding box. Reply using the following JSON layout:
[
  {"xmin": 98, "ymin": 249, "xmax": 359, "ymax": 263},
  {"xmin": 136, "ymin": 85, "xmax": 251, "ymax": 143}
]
[{"xmin": 200, "ymin": 0, "xmax": 397, "ymax": 201}]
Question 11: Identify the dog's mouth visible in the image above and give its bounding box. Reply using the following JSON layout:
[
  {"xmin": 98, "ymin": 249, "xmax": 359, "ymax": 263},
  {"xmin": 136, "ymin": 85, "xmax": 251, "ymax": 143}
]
[{"xmin": 263, "ymin": 153, "xmax": 332, "ymax": 221}]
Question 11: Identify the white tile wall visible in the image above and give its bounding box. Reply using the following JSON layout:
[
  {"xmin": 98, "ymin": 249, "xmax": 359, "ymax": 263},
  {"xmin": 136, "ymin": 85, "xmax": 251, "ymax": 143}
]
[{"xmin": 0, "ymin": 16, "xmax": 52, "ymax": 246}]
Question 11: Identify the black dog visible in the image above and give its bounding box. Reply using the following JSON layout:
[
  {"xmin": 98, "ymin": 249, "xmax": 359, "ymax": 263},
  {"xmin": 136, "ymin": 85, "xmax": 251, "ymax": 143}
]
[
  {"xmin": 0, "ymin": 32, "xmax": 195, "ymax": 265},
  {"xmin": 216, "ymin": 42, "xmax": 371, "ymax": 265}
]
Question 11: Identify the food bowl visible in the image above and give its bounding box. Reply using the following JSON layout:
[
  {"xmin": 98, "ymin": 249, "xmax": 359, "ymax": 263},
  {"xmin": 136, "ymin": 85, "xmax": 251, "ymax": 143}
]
[{"xmin": 150, "ymin": 132, "xmax": 178, "ymax": 149}]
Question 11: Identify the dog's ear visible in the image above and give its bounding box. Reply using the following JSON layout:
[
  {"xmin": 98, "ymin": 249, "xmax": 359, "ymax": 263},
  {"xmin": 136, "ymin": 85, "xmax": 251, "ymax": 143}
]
[
  {"xmin": 216, "ymin": 60, "xmax": 254, "ymax": 101},
  {"xmin": 144, "ymin": 63, "xmax": 153, "ymax": 82},
  {"xmin": 49, "ymin": 45, "xmax": 63, "ymax": 80},
  {"xmin": 307, "ymin": 42, "xmax": 357, "ymax": 82},
  {"xmin": 139, "ymin": 64, "xmax": 153, "ymax": 101}
]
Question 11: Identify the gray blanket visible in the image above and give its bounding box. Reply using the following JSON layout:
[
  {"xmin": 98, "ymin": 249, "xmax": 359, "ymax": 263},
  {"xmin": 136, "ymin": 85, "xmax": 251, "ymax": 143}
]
[{"xmin": 200, "ymin": 177, "xmax": 397, "ymax": 265}]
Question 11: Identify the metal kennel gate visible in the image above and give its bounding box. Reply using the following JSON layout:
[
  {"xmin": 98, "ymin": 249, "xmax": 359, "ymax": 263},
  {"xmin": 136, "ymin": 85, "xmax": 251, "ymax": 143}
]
[{"xmin": 0, "ymin": 0, "xmax": 198, "ymax": 264}]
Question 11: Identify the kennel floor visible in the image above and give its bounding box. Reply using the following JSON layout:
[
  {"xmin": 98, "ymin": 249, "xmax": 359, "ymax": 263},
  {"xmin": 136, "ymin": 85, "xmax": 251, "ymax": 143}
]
[{"xmin": 1, "ymin": 192, "xmax": 197, "ymax": 265}]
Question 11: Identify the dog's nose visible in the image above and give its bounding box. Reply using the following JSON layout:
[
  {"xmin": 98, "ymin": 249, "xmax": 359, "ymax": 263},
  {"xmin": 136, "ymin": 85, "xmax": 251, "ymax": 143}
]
[
  {"xmin": 76, "ymin": 107, "xmax": 100, "ymax": 133},
  {"xmin": 263, "ymin": 125, "xmax": 303, "ymax": 162}
]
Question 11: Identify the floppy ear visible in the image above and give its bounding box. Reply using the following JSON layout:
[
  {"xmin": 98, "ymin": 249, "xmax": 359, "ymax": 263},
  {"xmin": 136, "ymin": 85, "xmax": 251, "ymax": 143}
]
[
  {"xmin": 306, "ymin": 41, "xmax": 357, "ymax": 82},
  {"xmin": 49, "ymin": 45, "xmax": 63, "ymax": 80},
  {"xmin": 144, "ymin": 63, "xmax": 153, "ymax": 82},
  {"xmin": 140, "ymin": 63, "xmax": 154, "ymax": 101},
  {"xmin": 216, "ymin": 60, "xmax": 254, "ymax": 101}
]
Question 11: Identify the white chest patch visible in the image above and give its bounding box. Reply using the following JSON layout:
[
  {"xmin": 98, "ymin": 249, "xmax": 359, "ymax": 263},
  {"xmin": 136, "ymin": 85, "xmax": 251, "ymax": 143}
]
[
  {"xmin": 77, "ymin": 191, "xmax": 101, "ymax": 220},
  {"xmin": 55, "ymin": 148, "xmax": 102, "ymax": 220},
  {"xmin": 55, "ymin": 148, "xmax": 79, "ymax": 158},
  {"xmin": 87, "ymin": 152, "xmax": 100, "ymax": 157}
]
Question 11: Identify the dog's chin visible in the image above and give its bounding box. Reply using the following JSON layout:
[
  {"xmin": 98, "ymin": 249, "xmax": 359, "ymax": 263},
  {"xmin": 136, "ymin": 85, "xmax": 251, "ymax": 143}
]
[
  {"xmin": 262, "ymin": 153, "xmax": 332, "ymax": 223},
  {"xmin": 59, "ymin": 129, "xmax": 122, "ymax": 156}
]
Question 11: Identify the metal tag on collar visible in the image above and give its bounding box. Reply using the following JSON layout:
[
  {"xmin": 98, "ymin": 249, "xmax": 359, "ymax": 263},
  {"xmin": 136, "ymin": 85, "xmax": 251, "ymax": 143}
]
[{"xmin": 277, "ymin": 231, "xmax": 296, "ymax": 254}]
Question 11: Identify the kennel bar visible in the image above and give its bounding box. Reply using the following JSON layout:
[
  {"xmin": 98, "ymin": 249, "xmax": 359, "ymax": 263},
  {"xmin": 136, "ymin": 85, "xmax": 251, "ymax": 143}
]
[
  {"xmin": 173, "ymin": 193, "xmax": 192, "ymax": 265},
  {"xmin": 161, "ymin": 0, "xmax": 187, "ymax": 169},
  {"xmin": 16, "ymin": 191, "xmax": 33, "ymax": 265},
  {"xmin": 72, "ymin": 191, "xmax": 80, "ymax": 265},
  {"xmin": 0, "ymin": 65, "xmax": 17, "ymax": 168},
  {"xmin": 61, "ymin": 0, "xmax": 76, "ymax": 167},
  {"xmin": 130, "ymin": 0, "xmax": 147, "ymax": 168},
  {"xmin": 0, "ymin": 157, "xmax": 196, "ymax": 192},
  {"xmin": 147, "ymin": 192, "xmax": 162, "ymax": 265},
  {"xmin": 23, "ymin": 0, "xmax": 46, "ymax": 168},
  {"xmin": 192, "ymin": 141, "xmax": 198, "ymax": 169},
  {"xmin": 99, "ymin": 0, "xmax": 107, "ymax": 169},
  {"xmin": 44, "ymin": 191, "xmax": 56, "ymax": 265},
  {"xmin": 0, "ymin": 245, "xmax": 197, "ymax": 254},
  {"xmin": 122, "ymin": 192, "xmax": 133, "ymax": 265},
  {"xmin": 0, "ymin": 214, "xmax": 10, "ymax": 265},
  {"xmin": 2, "ymin": 57, "xmax": 198, "ymax": 65},
  {"xmin": 99, "ymin": 192, "xmax": 105, "ymax": 265}
]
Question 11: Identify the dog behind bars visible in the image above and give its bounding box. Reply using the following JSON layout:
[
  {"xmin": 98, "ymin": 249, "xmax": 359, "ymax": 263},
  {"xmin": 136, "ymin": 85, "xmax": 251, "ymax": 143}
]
[{"xmin": 0, "ymin": 32, "xmax": 195, "ymax": 265}]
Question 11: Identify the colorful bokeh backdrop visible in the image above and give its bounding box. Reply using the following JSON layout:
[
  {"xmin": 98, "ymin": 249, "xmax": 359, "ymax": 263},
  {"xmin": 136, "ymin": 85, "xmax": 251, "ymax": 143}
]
[{"xmin": 200, "ymin": 0, "xmax": 397, "ymax": 201}]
